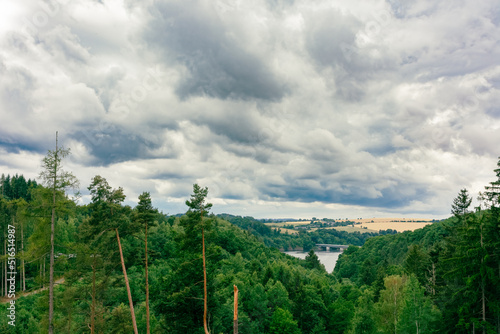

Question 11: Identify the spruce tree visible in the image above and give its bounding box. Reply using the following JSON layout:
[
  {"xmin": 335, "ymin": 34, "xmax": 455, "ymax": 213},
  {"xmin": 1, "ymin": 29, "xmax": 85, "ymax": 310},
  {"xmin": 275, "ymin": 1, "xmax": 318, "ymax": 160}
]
[
  {"xmin": 451, "ymin": 188, "xmax": 472, "ymax": 217},
  {"xmin": 134, "ymin": 192, "xmax": 157, "ymax": 334}
]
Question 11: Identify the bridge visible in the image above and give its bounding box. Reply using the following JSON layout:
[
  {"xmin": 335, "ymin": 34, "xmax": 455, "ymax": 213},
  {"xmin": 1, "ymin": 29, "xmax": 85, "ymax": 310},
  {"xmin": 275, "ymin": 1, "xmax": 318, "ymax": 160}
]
[{"xmin": 315, "ymin": 244, "xmax": 349, "ymax": 252}]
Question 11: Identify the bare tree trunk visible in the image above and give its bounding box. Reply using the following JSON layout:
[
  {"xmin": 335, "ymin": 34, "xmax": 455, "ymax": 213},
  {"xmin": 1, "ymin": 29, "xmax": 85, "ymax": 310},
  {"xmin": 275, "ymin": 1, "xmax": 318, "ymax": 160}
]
[
  {"xmin": 427, "ymin": 263, "xmax": 436, "ymax": 296},
  {"xmin": 116, "ymin": 228, "xmax": 138, "ymax": 334},
  {"xmin": 43, "ymin": 257, "xmax": 46, "ymax": 287},
  {"xmin": 480, "ymin": 224, "xmax": 486, "ymax": 334},
  {"xmin": 1, "ymin": 238, "xmax": 3, "ymax": 297},
  {"xmin": 234, "ymin": 285, "xmax": 238, "ymax": 334},
  {"xmin": 48, "ymin": 132, "xmax": 58, "ymax": 334},
  {"xmin": 91, "ymin": 255, "xmax": 96, "ymax": 334},
  {"xmin": 203, "ymin": 224, "xmax": 209, "ymax": 334},
  {"xmin": 40, "ymin": 259, "xmax": 42, "ymax": 289},
  {"xmin": 21, "ymin": 219, "xmax": 25, "ymax": 291},
  {"xmin": 145, "ymin": 223, "xmax": 150, "ymax": 334},
  {"xmin": 3, "ymin": 239, "xmax": 9, "ymax": 297},
  {"xmin": 393, "ymin": 282, "xmax": 398, "ymax": 334},
  {"xmin": 2, "ymin": 237, "xmax": 5, "ymax": 297}
]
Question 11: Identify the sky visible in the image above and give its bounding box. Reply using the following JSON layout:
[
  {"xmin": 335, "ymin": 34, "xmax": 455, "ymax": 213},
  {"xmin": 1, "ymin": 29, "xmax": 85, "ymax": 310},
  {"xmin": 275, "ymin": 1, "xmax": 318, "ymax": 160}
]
[{"xmin": 0, "ymin": 0, "xmax": 499, "ymax": 219}]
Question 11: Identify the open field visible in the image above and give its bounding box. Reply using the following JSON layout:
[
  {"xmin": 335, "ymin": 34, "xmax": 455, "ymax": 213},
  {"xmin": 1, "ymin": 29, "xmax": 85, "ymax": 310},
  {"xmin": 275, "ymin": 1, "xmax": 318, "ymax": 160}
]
[
  {"xmin": 265, "ymin": 218, "xmax": 436, "ymax": 233},
  {"xmin": 346, "ymin": 218, "xmax": 435, "ymax": 232}
]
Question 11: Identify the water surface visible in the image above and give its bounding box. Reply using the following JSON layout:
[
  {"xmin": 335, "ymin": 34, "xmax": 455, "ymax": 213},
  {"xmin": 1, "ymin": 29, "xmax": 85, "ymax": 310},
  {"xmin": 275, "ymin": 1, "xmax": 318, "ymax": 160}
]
[{"xmin": 284, "ymin": 251, "xmax": 342, "ymax": 273}]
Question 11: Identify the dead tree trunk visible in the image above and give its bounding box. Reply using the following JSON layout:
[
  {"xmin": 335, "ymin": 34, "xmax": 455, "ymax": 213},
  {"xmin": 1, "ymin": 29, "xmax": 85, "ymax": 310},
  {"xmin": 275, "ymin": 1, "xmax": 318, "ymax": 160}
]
[
  {"xmin": 48, "ymin": 132, "xmax": 58, "ymax": 334},
  {"xmin": 21, "ymin": 219, "xmax": 25, "ymax": 291},
  {"xmin": 145, "ymin": 223, "xmax": 150, "ymax": 334},
  {"xmin": 91, "ymin": 255, "xmax": 96, "ymax": 334},
  {"xmin": 234, "ymin": 285, "xmax": 238, "ymax": 334},
  {"xmin": 116, "ymin": 228, "xmax": 138, "ymax": 334},
  {"xmin": 203, "ymin": 225, "xmax": 209, "ymax": 334}
]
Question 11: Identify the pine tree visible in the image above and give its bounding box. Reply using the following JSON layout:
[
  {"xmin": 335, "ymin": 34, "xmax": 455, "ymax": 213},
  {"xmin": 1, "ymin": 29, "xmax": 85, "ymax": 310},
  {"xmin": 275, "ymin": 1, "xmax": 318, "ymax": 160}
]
[
  {"xmin": 185, "ymin": 184, "xmax": 213, "ymax": 334},
  {"xmin": 479, "ymin": 157, "xmax": 500, "ymax": 332},
  {"xmin": 482, "ymin": 157, "xmax": 500, "ymax": 206},
  {"xmin": 3, "ymin": 175, "xmax": 12, "ymax": 199},
  {"xmin": 451, "ymin": 188, "xmax": 472, "ymax": 217},
  {"xmin": 134, "ymin": 192, "xmax": 157, "ymax": 334},
  {"xmin": 404, "ymin": 245, "xmax": 430, "ymax": 286},
  {"xmin": 305, "ymin": 249, "xmax": 324, "ymax": 271},
  {"xmin": 86, "ymin": 175, "xmax": 138, "ymax": 334},
  {"xmin": 38, "ymin": 132, "xmax": 79, "ymax": 334}
]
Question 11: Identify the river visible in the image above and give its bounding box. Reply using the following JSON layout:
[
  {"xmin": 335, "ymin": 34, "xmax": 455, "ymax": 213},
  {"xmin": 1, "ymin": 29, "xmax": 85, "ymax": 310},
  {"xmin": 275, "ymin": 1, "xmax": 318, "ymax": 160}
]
[{"xmin": 284, "ymin": 251, "xmax": 342, "ymax": 273}]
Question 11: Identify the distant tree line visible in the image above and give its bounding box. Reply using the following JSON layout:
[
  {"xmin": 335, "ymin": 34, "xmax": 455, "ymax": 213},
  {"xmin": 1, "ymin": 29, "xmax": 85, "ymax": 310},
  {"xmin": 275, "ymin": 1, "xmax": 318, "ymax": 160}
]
[{"xmin": 0, "ymin": 173, "xmax": 38, "ymax": 201}]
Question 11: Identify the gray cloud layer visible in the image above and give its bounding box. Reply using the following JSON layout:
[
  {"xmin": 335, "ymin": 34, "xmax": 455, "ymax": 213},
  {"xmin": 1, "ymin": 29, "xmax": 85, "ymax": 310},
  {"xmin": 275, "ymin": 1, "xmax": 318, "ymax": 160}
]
[{"xmin": 0, "ymin": 0, "xmax": 499, "ymax": 218}]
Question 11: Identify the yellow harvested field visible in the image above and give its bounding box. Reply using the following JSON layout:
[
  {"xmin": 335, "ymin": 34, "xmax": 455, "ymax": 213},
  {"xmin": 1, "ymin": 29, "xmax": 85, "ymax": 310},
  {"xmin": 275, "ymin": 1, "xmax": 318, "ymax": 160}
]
[
  {"xmin": 345, "ymin": 218, "xmax": 435, "ymax": 232},
  {"xmin": 265, "ymin": 218, "xmax": 436, "ymax": 233},
  {"xmin": 264, "ymin": 218, "xmax": 436, "ymax": 233}
]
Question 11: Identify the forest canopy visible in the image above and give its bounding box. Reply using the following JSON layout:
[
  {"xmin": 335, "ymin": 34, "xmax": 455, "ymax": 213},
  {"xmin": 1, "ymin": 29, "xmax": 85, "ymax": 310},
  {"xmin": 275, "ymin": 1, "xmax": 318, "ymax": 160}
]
[{"xmin": 0, "ymin": 151, "xmax": 499, "ymax": 333}]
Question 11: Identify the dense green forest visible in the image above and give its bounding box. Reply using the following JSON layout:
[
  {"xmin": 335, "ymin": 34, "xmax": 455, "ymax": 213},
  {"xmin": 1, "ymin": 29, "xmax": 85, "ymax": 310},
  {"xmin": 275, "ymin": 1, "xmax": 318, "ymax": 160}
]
[{"xmin": 0, "ymin": 145, "xmax": 499, "ymax": 333}]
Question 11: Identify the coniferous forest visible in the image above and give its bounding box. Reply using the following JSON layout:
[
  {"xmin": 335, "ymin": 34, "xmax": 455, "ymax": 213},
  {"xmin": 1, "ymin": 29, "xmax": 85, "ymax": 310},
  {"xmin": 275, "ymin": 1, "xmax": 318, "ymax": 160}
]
[{"xmin": 1, "ymin": 146, "xmax": 500, "ymax": 333}]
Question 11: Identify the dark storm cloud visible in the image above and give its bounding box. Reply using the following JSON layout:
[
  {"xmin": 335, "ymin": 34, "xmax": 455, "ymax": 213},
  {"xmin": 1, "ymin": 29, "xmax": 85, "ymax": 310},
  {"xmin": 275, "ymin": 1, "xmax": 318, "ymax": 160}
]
[
  {"xmin": 304, "ymin": 8, "xmax": 396, "ymax": 101},
  {"xmin": 73, "ymin": 125, "xmax": 161, "ymax": 166},
  {"xmin": 261, "ymin": 179, "xmax": 429, "ymax": 208},
  {"xmin": 192, "ymin": 108, "xmax": 263, "ymax": 145},
  {"xmin": 0, "ymin": 139, "xmax": 44, "ymax": 155},
  {"xmin": 143, "ymin": 0, "xmax": 288, "ymax": 101}
]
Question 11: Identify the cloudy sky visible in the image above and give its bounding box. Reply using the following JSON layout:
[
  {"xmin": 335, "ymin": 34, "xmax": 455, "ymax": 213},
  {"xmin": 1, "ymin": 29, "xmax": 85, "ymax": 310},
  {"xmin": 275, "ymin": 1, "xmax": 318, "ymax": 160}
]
[{"xmin": 1, "ymin": 0, "xmax": 499, "ymax": 219}]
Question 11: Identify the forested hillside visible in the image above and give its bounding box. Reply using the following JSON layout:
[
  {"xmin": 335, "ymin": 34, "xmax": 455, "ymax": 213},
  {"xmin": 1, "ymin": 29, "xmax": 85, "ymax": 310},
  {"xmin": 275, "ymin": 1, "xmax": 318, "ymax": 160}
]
[
  {"xmin": 0, "ymin": 146, "xmax": 499, "ymax": 333},
  {"xmin": 218, "ymin": 214, "xmax": 390, "ymax": 251},
  {"xmin": 334, "ymin": 186, "xmax": 500, "ymax": 333}
]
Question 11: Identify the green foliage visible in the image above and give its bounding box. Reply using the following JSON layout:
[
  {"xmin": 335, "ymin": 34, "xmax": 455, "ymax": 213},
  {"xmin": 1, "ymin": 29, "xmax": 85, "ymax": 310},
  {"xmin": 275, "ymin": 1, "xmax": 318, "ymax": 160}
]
[
  {"xmin": 451, "ymin": 188, "xmax": 472, "ymax": 217},
  {"xmin": 107, "ymin": 303, "xmax": 134, "ymax": 333},
  {"xmin": 403, "ymin": 244, "xmax": 430, "ymax": 286},
  {"xmin": 221, "ymin": 214, "xmax": 379, "ymax": 251},
  {"xmin": 5, "ymin": 159, "xmax": 500, "ymax": 334},
  {"xmin": 134, "ymin": 192, "xmax": 157, "ymax": 229},
  {"xmin": 38, "ymin": 143, "xmax": 79, "ymax": 199},
  {"xmin": 0, "ymin": 173, "xmax": 38, "ymax": 201},
  {"xmin": 397, "ymin": 275, "xmax": 442, "ymax": 334},
  {"xmin": 269, "ymin": 307, "xmax": 301, "ymax": 334},
  {"xmin": 348, "ymin": 290, "xmax": 376, "ymax": 334},
  {"xmin": 327, "ymin": 297, "xmax": 354, "ymax": 334},
  {"xmin": 375, "ymin": 275, "xmax": 407, "ymax": 333},
  {"xmin": 305, "ymin": 249, "xmax": 325, "ymax": 271}
]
